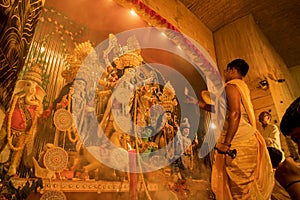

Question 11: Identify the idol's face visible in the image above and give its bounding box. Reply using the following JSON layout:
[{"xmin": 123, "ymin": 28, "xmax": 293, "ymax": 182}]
[
  {"xmin": 182, "ymin": 127, "xmax": 190, "ymax": 137},
  {"xmin": 74, "ymin": 79, "xmax": 86, "ymax": 92}
]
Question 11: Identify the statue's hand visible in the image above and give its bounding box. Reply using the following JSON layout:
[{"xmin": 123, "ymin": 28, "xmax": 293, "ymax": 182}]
[{"xmin": 35, "ymin": 102, "xmax": 44, "ymax": 115}]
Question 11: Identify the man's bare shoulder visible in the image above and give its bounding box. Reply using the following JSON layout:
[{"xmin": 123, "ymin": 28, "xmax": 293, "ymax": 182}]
[{"xmin": 225, "ymin": 84, "xmax": 240, "ymax": 97}]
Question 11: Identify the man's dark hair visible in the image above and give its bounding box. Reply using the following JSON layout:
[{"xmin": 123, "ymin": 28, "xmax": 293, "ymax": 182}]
[
  {"xmin": 280, "ymin": 97, "xmax": 300, "ymax": 136},
  {"xmin": 227, "ymin": 58, "xmax": 249, "ymax": 77}
]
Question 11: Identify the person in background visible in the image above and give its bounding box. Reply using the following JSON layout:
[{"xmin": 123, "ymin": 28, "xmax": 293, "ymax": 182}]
[
  {"xmin": 275, "ymin": 96, "xmax": 300, "ymax": 200},
  {"xmin": 258, "ymin": 111, "xmax": 284, "ymax": 167},
  {"xmin": 259, "ymin": 111, "xmax": 282, "ymax": 149}
]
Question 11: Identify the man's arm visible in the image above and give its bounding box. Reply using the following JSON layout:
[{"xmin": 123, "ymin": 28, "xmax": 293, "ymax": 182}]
[
  {"xmin": 223, "ymin": 84, "xmax": 241, "ymax": 145},
  {"xmin": 216, "ymin": 84, "xmax": 241, "ymax": 152},
  {"xmin": 198, "ymin": 100, "xmax": 215, "ymax": 113},
  {"xmin": 184, "ymin": 94, "xmax": 215, "ymax": 113}
]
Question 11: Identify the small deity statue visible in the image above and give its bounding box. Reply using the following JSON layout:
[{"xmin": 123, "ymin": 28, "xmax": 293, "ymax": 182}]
[
  {"xmin": 52, "ymin": 41, "xmax": 99, "ymax": 178},
  {"xmin": 179, "ymin": 118, "xmax": 198, "ymax": 173},
  {"xmin": 52, "ymin": 77, "xmax": 87, "ymax": 151},
  {"xmin": 0, "ymin": 65, "xmax": 45, "ymax": 176},
  {"xmin": 151, "ymin": 82, "xmax": 179, "ymax": 160}
]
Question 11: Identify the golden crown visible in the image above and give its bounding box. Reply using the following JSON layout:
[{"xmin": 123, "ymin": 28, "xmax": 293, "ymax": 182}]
[
  {"xmin": 62, "ymin": 41, "xmax": 98, "ymax": 83},
  {"xmin": 22, "ymin": 64, "xmax": 43, "ymax": 85},
  {"xmin": 158, "ymin": 81, "xmax": 177, "ymax": 113},
  {"xmin": 105, "ymin": 34, "xmax": 143, "ymax": 69}
]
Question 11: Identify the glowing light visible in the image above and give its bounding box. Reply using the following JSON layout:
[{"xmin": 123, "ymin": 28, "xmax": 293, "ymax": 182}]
[
  {"xmin": 177, "ymin": 45, "xmax": 182, "ymax": 50},
  {"xmin": 130, "ymin": 9, "xmax": 137, "ymax": 16},
  {"xmin": 161, "ymin": 32, "xmax": 167, "ymax": 37},
  {"xmin": 127, "ymin": 143, "xmax": 133, "ymax": 150},
  {"xmin": 41, "ymin": 46, "xmax": 45, "ymax": 53},
  {"xmin": 210, "ymin": 123, "xmax": 216, "ymax": 129}
]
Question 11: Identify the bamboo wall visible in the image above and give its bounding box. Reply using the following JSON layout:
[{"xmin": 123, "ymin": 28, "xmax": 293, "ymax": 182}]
[{"xmin": 214, "ymin": 14, "xmax": 300, "ymax": 157}]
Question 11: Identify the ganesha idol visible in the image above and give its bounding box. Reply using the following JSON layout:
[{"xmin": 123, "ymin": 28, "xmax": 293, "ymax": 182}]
[{"xmin": 0, "ymin": 65, "xmax": 45, "ymax": 176}]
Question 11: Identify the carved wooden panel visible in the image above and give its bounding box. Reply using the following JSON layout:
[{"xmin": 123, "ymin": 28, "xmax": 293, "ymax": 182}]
[{"xmin": 0, "ymin": 0, "xmax": 44, "ymax": 111}]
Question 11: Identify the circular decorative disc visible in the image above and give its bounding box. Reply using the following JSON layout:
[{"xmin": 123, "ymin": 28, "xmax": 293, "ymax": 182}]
[
  {"xmin": 53, "ymin": 108, "xmax": 73, "ymax": 131},
  {"xmin": 43, "ymin": 147, "xmax": 68, "ymax": 172},
  {"xmin": 40, "ymin": 191, "xmax": 66, "ymax": 200}
]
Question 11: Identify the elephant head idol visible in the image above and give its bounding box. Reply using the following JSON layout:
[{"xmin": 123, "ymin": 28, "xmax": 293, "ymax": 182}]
[{"xmin": 0, "ymin": 64, "xmax": 45, "ymax": 176}]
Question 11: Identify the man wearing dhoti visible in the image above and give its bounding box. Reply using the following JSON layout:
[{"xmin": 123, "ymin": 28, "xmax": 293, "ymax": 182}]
[
  {"xmin": 186, "ymin": 59, "xmax": 274, "ymax": 199},
  {"xmin": 213, "ymin": 59, "xmax": 274, "ymax": 199}
]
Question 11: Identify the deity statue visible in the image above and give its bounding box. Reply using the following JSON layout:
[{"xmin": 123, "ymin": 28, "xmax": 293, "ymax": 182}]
[
  {"xmin": 53, "ymin": 77, "xmax": 87, "ymax": 152},
  {"xmin": 152, "ymin": 82, "xmax": 179, "ymax": 160},
  {"xmin": 179, "ymin": 117, "xmax": 198, "ymax": 178},
  {"xmin": 0, "ymin": 65, "xmax": 45, "ymax": 176},
  {"xmin": 98, "ymin": 34, "xmax": 143, "ymax": 146},
  {"xmin": 52, "ymin": 41, "xmax": 100, "ymax": 178}
]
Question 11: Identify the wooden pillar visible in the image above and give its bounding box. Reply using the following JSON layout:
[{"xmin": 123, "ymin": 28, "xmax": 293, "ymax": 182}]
[{"xmin": 214, "ymin": 14, "xmax": 300, "ymax": 156}]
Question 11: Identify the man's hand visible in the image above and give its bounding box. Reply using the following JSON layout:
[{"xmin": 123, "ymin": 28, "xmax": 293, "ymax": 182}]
[
  {"xmin": 215, "ymin": 142, "xmax": 230, "ymax": 153},
  {"xmin": 184, "ymin": 90, "xmax": 214, "ymax": 112}
]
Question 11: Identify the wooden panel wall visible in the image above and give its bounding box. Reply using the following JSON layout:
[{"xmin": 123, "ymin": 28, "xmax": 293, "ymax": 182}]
[
  {"xmin": 214, "ymin": 15, "xmax": 299, "ymax": 120},
  {"xmin": 213, "ymin": 14, "xmax": 300, "ymax": 157},
  {"xmin": 289, "ymin": 65, "xmax": 300, "ymax": 94}
]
